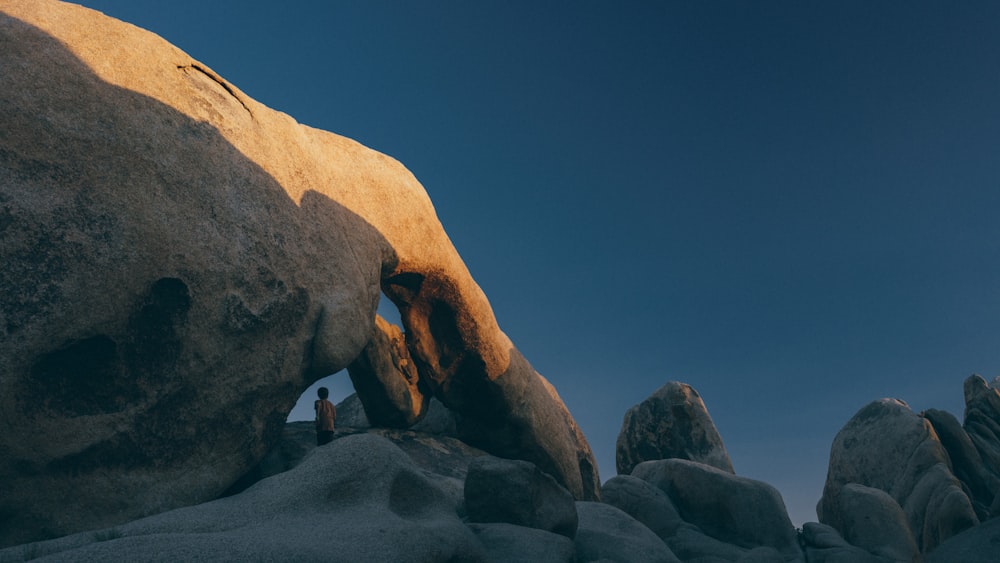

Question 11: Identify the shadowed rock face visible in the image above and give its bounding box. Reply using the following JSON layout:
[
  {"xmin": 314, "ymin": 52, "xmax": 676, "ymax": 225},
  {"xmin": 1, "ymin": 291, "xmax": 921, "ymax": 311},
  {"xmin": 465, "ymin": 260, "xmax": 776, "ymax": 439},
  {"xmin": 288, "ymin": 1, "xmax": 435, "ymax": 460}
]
[
  {"xmin": 0, "ymin": 0, "xmax": 597, "ymax": 546},
  {"xmin": 615, "ymin": 381, "xmax": 734, "ymax": 476},
  {"xmin": 817, "ymin": 398, "xmax": 978, "ymax": 553},
  {"xmin": 963, "ymin": 375, "xmax": 1000, "ymax": 501}
]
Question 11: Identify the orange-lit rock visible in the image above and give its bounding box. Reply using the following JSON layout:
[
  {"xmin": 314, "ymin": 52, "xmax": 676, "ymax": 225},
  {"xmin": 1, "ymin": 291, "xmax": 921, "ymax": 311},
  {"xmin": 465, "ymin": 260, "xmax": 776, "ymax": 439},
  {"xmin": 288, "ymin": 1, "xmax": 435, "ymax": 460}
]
[{"xmin": 0, "ymin": 0, "xmax": 596, "ymax": 546}]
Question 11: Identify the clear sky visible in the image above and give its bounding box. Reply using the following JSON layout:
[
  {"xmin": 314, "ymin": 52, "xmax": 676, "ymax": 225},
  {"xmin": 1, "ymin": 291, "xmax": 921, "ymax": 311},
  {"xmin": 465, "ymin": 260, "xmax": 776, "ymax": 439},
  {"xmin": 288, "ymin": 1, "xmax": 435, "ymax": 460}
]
[{"xmin": 73, "ymin": 0, "xmax": 1000, "ymax": 526}]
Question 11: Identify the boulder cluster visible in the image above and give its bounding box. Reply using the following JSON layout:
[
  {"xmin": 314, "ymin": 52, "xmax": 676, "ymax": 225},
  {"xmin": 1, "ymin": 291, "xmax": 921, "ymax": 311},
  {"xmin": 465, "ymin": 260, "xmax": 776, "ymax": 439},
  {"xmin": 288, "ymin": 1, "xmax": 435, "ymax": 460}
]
[{"xmin": 4, "ymin": 377, "xmax": 998, "ymax": 562}]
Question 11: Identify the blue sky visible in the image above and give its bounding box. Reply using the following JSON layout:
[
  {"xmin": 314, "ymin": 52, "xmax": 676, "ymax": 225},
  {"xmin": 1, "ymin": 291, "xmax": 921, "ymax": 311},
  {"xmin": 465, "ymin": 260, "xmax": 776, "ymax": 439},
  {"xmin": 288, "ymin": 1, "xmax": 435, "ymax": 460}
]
[{"xmin": 74, "ymin": 0, "xmax": 1000, "ymax": 526}]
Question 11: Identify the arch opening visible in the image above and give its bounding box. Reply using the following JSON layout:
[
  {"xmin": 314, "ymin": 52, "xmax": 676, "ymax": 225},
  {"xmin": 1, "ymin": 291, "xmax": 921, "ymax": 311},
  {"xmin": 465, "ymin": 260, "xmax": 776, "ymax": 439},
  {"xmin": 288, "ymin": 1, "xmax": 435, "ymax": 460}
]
[{"xmin": 286, "ymin": 291, "xmax": 404, "ymax": 423}]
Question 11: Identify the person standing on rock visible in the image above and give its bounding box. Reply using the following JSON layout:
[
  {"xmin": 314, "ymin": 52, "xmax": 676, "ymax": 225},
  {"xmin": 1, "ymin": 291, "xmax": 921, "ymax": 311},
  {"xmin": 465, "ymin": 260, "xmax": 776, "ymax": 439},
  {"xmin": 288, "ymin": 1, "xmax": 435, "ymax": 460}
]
[{"xmin": 315, "ymin": 387, "xmax": 336, "ymax": 446}]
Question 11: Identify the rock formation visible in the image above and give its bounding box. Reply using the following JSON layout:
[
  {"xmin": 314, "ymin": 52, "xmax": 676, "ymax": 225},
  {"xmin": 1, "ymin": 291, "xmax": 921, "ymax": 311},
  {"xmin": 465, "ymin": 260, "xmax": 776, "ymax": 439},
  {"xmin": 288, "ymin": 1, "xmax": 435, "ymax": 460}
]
[
  {"xmin": 0, "ymin": 0, "xmax": 597, "ymax": 546},
  {"xmin": 630, "ymin": 458, "xmax": 804, "ymax": 562},
  {"xmin": 464, "ymin": 457, "xmax": 579, "ymax": 538},
  {"xmin": 346, "ymin": 314, "xmax": 429, "ymax": 428},
  {"xmin": 962, "ymin": 375, "xmax": 1000, "ymax": 507},
  {"xmin": 616, "ymin": 381, "xmax": 734, "ymax": 475},
  {"xmin": 0, "ymin": 434, "xmax": 491, "ymax": 562},
  {"xmin": 817, "ymin": 398, "xmax": 979, "ymax": 553},
  {"xmin": 4, "ymin": 376, "xmax": 999, "ymax": 561}
]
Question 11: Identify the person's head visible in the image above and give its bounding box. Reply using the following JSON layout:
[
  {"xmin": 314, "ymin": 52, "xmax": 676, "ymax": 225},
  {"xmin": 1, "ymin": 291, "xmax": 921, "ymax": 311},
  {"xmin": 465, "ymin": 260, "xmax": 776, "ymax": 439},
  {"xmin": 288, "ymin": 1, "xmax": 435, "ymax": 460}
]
[{"xmin": 317, "ymin": 387, "xmax": 329, "ymax": 400}]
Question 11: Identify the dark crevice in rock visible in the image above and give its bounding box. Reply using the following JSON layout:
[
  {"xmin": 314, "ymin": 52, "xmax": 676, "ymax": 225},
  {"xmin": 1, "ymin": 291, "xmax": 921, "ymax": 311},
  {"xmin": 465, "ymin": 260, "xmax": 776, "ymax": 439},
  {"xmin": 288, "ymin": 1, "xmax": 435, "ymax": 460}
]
[{"xmin": 177, "ymin": 63, "xmax": 252, "ymax": 116}]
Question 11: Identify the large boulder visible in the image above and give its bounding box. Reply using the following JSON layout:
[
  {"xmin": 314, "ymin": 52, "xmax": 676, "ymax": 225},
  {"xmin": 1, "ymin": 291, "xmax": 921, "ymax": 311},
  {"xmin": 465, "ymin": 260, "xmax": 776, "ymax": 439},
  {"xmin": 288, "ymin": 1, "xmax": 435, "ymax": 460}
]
[
  {"xmin": 600, "ymin": 475, "xmax": 685, "ymax": 540},
  {"xmin": 0, "ymin": 0, "xmax": 597, "ymax": 546},
  {"xmin": 463, "ymin": 457, "xmax": 578, "ymax": 538},
  {"xmin": 631, "ymin": 458, "xmax": 803, "ymax": 561},
  {"xmin": 835, "ymin": 483, "xmax": 920, "ymax": 562},
  {"xmin": 573, "ymin": 501, "xmax": 681, "ymax": 563},
  {"xmin": 616, "ymin": 381, "xmax": 734, "ymax": 476},
  {"xmin": 817, "ymin": 398, "xmax": 978, "ymax": 553},
  {"xmin": 0, "ymin": 434, "xmax": 488, "ymax": 562}
]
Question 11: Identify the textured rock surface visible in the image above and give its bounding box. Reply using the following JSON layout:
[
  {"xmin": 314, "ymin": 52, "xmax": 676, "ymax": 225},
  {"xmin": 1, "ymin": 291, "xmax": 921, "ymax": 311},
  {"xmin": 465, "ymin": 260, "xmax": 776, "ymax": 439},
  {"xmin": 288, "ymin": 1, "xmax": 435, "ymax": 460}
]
[
  {"xmin": 347, "ymin": 314, "xmax": 428, "ymax": 427},
  {"xmin": 632, "ymin": 458, "xmax": 803, "ymax": 560},
  {"xmin": 468, "ymin": 523, "xmax": 575, "ymax": 563},
  {"xmin": 0, "ymin": 0, "xmax": 597, "ymax": 546},
  {"xmin": 963, "ymin": 375, "xmax": 1000, "ymax": 499},
  {"xmin": 227, "ymin": 422, "xmax": 490, "ymax": 502},
  {"xmin": 463, "ymin": 457, "xmax": 578, "ymax": 538},
  {"xmin": 616, "ymin": 381, "xmax": 734, "ymax": 476},
  {"xmin": 333, "ymin": 393, "xmax": 372, "ymax": 428},
  {"xmin": 817, "ymin": 398, "xmax": 978, "ymax": 553},
  {"xmin": 835, "ymin": 483, "xmax": 919, "ymax": 562},
  {"xmin": 926, "ymin": 515, "xmax": 1000, "ymax": 563},
  {"xmin": 573, "ymin": 501, "xmax": 681, "ymax": 563},
  {"xmin": 923, "ymin": 407, "xmax": 998, "ymax": 520},
  {"xmin": 600, "ymin": 475, "xmax": 684, "ymax": 540},
  {"xmin": 0, "ymin": 434, "xmax": 488, "ymax": 562},
  {"xmin": 800, "ymin": 522, "xmax": 888, "ymax": 563}
]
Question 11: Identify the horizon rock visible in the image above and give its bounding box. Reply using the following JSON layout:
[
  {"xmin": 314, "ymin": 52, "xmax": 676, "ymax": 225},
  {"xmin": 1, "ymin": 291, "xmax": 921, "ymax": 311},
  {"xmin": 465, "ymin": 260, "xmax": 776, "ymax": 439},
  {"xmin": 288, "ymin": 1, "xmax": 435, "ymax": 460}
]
[
  {"xmin": 616, "ymin": 381, "xmax": 734, "ymax": 475},
  {"xmin": 817, "ymin": 398, "xmax": 978, "ymax": 553}
]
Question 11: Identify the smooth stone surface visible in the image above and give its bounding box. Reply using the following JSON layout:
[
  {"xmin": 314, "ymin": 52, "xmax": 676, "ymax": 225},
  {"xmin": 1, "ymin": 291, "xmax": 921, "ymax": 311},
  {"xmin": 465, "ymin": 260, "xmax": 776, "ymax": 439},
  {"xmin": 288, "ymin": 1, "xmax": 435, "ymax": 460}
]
[
  {"xmin": 0, "ymin": 434, "xmax": 487, "ymax": 562},
  {"xmin": 837, "ymin": 483, "xmax": 919, "ymax": 562},
  {"xmin": 601, "ymin": 474, "xmax": 684, "ymax": 540},
  {"xmin": 574, "ymin": 501, "xmax": 681, "ymax": 563},
  {"xmin": 464, "ymin": 457, "xmax": 578, "ymax": 538},
  {"xmin": 632, "ymin": 458, "xmax": 802, "ymax": 560},
  {"xmin": 468, "ymin": 523, "xmax": 575, "ymax": 563}
]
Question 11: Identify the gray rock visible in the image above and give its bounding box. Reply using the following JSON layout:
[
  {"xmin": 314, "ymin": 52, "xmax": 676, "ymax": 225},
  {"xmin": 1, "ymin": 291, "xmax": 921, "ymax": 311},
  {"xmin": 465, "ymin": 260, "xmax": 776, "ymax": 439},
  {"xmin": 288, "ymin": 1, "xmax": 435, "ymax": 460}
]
[
  {"xmin": 923, "ymin": 407, "xmax": 998, "ymax": 520},
  {"xmin": 926, "ymin": 515, "xmax": 1000, "ymax": 563},
  {"xmin": 667, "ymin": 524, "xmax": 749, "ymax": 561},
  {"xmin": 0, "ymin": 434, "xmax": 487, "ymax": 562},
  {"xmin": 963, "ymin": 375, "xmax": 1000, "ymax": 501},
  {"xmin": 468, "ymin": 523, "xmax": 575, "ymax": 563},
  {"xmin": 0, "ymin": 0, "xmax": 598, "ymax": 545},
  {"xmin": 837, "ymin": 483, "xmax": 919, "ymax": 562},
  {"xmin": 228, "ymin": 422, "xmax": 490, "ymax": 514},
  {"xmin": 736, "ymin": 546, "xmax": 787, "ymax": 562},
  {"xmin": 616, "ymin": 381, "xmax": 734, "ymax": 476},
  {"xmin": 347, "ymin": 315, "xmax": 429, "ymax": 428},
  {"xmin": 335, "ymin": 393, "xmax": 372, "ymax": 428},
  {"xmin": 464, "ymin": 457, "xmax": 578, "ymax": 538},
  {"xmin": 632, "ymin": 458, "xmax": 803, "ymax": 560},
  {"xmin": 336, "ymin": 392, "xmax": 461, "ymax": 437},
  {"xmin": 574, "ymin": 501, "xmax": 681, "ymax": 563},
  {"xmin": 800, "ymin": 522, "xmax": 888, "ymax": 563},
  {"xmin": 904, "ymin": 463, "xmax": 980, "ymax": 551},
  {"xmin": 411, "ymin": 396, "xmax": 460, "ymax": 436},
  {"xmin": 817, "ymin": 398, "xmax": 978, "ymax": 552},
  {"xmin": 601, "ymin": 475, "xmax": 684, "ymax": 539}
]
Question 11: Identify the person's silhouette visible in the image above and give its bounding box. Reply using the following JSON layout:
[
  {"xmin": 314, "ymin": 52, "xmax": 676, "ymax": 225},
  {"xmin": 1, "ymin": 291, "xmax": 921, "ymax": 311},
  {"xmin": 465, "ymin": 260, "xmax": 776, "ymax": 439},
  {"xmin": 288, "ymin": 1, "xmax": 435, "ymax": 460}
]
[{"xmin": 314, "ymin": 387, "xmax": 336, "ymax": 446}]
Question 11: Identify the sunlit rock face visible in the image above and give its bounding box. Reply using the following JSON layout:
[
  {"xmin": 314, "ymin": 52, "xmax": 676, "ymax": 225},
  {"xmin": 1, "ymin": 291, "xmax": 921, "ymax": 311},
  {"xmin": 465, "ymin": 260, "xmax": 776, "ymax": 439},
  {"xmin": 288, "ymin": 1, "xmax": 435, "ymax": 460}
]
[{"xmin": 0, "ymin": 0, "xmax": 597, "ymax": 546}]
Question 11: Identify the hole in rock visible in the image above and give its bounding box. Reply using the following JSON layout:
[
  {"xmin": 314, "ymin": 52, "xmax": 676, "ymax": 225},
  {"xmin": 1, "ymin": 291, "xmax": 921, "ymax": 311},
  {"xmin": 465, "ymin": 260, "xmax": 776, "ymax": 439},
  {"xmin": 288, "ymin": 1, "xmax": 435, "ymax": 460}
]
[{"xmin": 286, "ymin": 291, "xmax": 404, "ymax": 422}]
